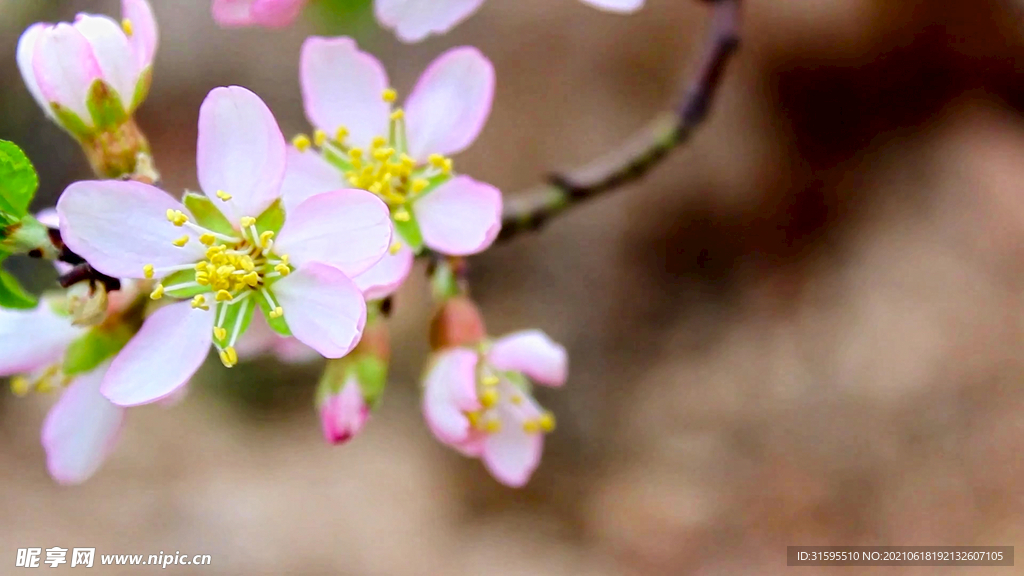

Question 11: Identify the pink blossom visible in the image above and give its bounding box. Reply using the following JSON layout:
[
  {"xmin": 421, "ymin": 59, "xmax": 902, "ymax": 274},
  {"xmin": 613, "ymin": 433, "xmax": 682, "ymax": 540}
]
[
  {"xmin": 17, "ymin": 0, "xmax": 158, "ymax": 134},
  {"xmin": 319, "ymin": 378, "xmax": 370, "ymax": 444},
  {"xmin": 212, "ymin": 0, "xmax": 307, "ymax": 29},
  {"xmin": 422, "ymin": 330, "xmax": 567, "ymax": 487},
  {"xmin": 281, "ymin": 38, "xmax": 501, "ymax": 298},
  {"xmin": 57, "ymin": 86, "xmax": 393, "ymax": 407}
]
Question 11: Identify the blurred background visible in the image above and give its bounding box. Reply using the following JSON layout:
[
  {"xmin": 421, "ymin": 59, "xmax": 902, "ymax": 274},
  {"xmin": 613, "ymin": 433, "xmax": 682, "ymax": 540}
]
[{"xmin": 2, "ymin": 0, "xmax": 1024, "ymax": 573}]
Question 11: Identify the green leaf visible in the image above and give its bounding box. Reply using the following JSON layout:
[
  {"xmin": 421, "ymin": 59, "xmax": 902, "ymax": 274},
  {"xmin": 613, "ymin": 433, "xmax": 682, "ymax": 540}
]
[
  {"xmin": 255, "ymin": 198, "xmax": 286, "ymax": 235},
  {"xmin": 162, "ymin": 269, "xmax": 208, "ymax": 298},
  {"xmin": 255, "ymin": 291, "xmax": 292, "ymax": 337},
  {"xmin": 183, "ymin": 192, "xmax": 235, "ymax": 236},
  {"xmin": 63, "ymin": 324, "xmax": 134, "ymax": 375},
  {"xmin": 0, "ymin": 140, "xmax": 39, "ymax": 220},
  {"xmin": 214, "ymin": 297, "xmax": 256, "ymax": 349},
  {"xmin": 393, "ymin": 215, "xmax": 423, "ymax": 253},
  {"xmin": 0, "ymin": 269, "xmax": 37, "ymax": 309},
  {"xmin": 86, "ymin": 79, "xmax": 128, "ymax": 129}
]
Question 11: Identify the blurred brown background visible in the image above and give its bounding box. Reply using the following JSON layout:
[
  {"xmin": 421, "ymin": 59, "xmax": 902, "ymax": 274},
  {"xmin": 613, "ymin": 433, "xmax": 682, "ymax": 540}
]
[{"xmin": 3, "ymin": 0, "xmax": 1024, "ymax": 573}]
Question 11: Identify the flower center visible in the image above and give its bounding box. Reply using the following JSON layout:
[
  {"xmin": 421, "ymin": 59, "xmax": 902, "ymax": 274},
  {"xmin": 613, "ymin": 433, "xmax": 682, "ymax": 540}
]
[
  {"xmin": 10, "ymin": 364, "xmax": 68, "ymax": 397},
  {"xmin": 464, "ymin": 364, "xmax": 556, "ymax": 436}
]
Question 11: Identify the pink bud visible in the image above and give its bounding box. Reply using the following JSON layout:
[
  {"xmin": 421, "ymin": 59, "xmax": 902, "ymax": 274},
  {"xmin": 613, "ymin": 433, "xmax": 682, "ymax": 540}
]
[{"xmin": 319, "ymin": 379, "xmax": 369, "ymax": 445}]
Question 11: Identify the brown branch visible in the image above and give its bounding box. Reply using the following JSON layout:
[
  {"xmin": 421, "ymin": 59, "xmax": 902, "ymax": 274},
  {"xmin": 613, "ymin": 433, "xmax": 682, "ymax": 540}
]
[{"xmin": 497, "ymin": 0, "xmax": 742, "ymax": 243}]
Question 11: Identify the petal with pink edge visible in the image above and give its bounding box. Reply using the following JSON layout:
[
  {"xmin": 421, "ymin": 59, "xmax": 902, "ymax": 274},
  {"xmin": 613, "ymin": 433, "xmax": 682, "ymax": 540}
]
[
  {"xmin": 275, "ymin": 189, "xmax": 392, "ymax": 278},
  {"xmin": 481, "ymin": 405, "xmax": 544, "ymax": 487},
  {"xmin": 197, "ymin": 86, "xmax": 287, "ymax": 221},
  {"xmin": 42, "ymin": 363, "xmax": 124, "ymax": 485},
  {"xmin": 251, "ymin": 0, "xmax": 307, "ymax": 27},
  {"xmin": 18, "ymin": 24, "xmax": 53, "ymax": 119},
  {"xmin": 279, "ymin": 147, "xmax": 343, "ymax": 213},
  {"xmin": 300, "ymin": 37, "xmax": 390, "ymax": 150},
  {"xmin": 102, "ymin": 301, "xmax": 214, "ymax": 406},
  {"xmin": 122, "ymin": 0, "xmax": 158, "ymax": 69},
  {"xmin": 422, "ymin": 348, "xmax": 480, "ymax": 445},
  {"xmin": 375, "ymin": 0, "xmax": 486, "ymax": 44},
  {"xmin": 578, "ymin": 0, "xmax": 644, "ymax": 13},
  {"xmin": 58, "ymin": 180, "xmax": 206, "ymax": 279},
  {"xmin": 271, "ymin": 263, "xmax": 366, "ymax": 358},
  {"xmin": 32, "ymin": 23, "xmax": 103, "ymax": 123},
  {"xmin": 320, "ymin": 378, "xmax": 369, "ymax": 444},
  {"xmin": 0, "ymin": 304, "xmax": 83, "ymax": 376},
  {"xmin": 413, "ymin": 176, "xmax": 501, "ymax": 256},
  {"xmin": 73, "ymin": 14, "xmax": 136, "ymax": 105},
  {"xmin": 353, "ymin": 239, "xmax": 414, "ymax": 301},
  {"xmin": 404, "ymin": 46, "xmax": 494, "ymax": 160},
  {"xmin": 488, "ymin": 330, "xmax": 568, "ymax": 387}
]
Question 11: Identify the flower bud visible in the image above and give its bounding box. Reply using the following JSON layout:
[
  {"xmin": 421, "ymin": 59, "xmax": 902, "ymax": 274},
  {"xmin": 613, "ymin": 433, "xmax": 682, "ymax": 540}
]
[
  {"xmin": 429, "ymin": 295, "xmax": 486, "ymax": 350},
  {"xmin": 319, "ymin": 377, "xmax": 369, "ymax": 444},
  {"xmin": 315, "ymin": 320, "xmax": 390, "ymax": 445},
  {"xmin": 17, "ymin": 1, "xmax": 158, "ymax": 178}
]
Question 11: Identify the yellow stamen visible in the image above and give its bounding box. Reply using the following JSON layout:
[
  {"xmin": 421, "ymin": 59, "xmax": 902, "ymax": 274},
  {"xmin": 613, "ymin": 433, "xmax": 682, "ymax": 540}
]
[
  {"xmin": 313, "ymin": 130, "xmax": 327, "ymax": 147},
  {"xmin": 382, "ymin": 88, "xmax": 398, "ymax": 103},
  {"xmin": 484, "ymin": 419, "xmax": 502, "ymax": 433},
  {"xmin": 274, "ymin": 263, "xmax": 291, "ymax": 276},
  {"xmin": 389, "ymin": 241, "xmax": 402, "ymax": 255},
  {"xmin": 199, "ymin": 233, "xmax": 216, "ymax": 246},
  {"xmin": 539, "ymin": 412, "xmax": 556, "ymax": 432},
  {"xmin": 190, "ymin": 295, "xmax": 209, "ymax": 310},
  {"xmin": 215, "ymin": 290, "xmax": 233, "ymax": 302},
  {"xmin": 510, "ymin": 395, "xmax": 523, "ymax": 405},
  {"xmin": 143, "ymin": 264, "xmax": 155, "ymax": 279},
  {"xmin": 371, "ymin": 136, "xmax": 387, "ymax": 149},
  {"xmin": 523, "ymin": 420, "xmax": 541, "ymax": 434},
  {"xmin": 481, "ymin": 375, "xmax": 499, "ymax": 387},
  {"xmin": 411, "ymin": 179, "xmax": 430, "ymax": 194},
  {"xmin": 150, "ymin": 284, "xmax": 164, "ymax": 300},
  {"xmin": 336, "ymin": 126, "xmax": 349, "ymax": 142},
  {"xmin": 480, "ymin": 388, "xmax": 499, "ymax": 408},
  {"xmin": 216, "ymin": 190, "xmax": 232, "ymax": 201},
  {"xmin": 259, "ymin": 231, "xmax": 275, "ymax": 247},
  {"xmin": 213, "ymin": 326, "xmax": 227, "ymax": 341},
  {"xmin": 166, "ymin": 210, "xmax": 188, "ymax": 226},
  {"xmin": 11, "ymin": 376, "xmax": 30, "ymax": 397},
  {"xmin": 172, "ymin": 235, "xmax": 189, "ymax": 247},
  {"xmin": 390, "ymin": 109, "xmax": 405, "ymax": 121},
  {"xmin": 292, "ymin": 134, "xmax": 312, "ymax": 152},
  {"xmin": 121, "ymin": 18, "xmax": 133, "ymax": 36},
  {"xmin": 269, "ymin": 306, "xmax": 284, "ymax": 319},
  {"xmin": 239, "ymin": 216, "xmax": 256, "ymax": 228},
  {"xmin": 242, "ymin": 271, "xmax": 260, "ymax": 287},
  {"xmin": 393, "ymin": 208, "xmax": 411, "ymax": 222},
  {"xmin": 218, "ymin": 347, "xmax": 238, "ymax": 368}
]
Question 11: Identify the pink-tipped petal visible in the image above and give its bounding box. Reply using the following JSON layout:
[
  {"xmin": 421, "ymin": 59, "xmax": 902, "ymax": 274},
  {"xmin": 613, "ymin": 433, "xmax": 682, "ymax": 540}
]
[
  {"xmin": 0, "ymin": 304, "xmax": 82, "ymax": 376},
  {"xmin": 57, "ymin": 180, "xmax": 206, "ymax": 279},
  {"xmin": 280, "ymin": 147, "xmax": 343, "ymax": 213},
  {"xmin": 42, "ymin": 364, "xmax": 125, "ymax": 485},
  {"xmin": 211, "ymin": 0, "xmax": 257, "ymax": 26},
  {"xmin": 320, "ymin": 378, "xmax": 369, "ymax": 444},
  {"xmin": 481, "ymin": 404, "xmax": 544, "ymax": 487},
  {"xmin": 578, "ymin": 0, "xmax": 644, "ymax": 13},
  {"xmin": 414, "ymin": 175, "xmax": 501, "ymax": 256},
  {"xmin": 251, "ymin": 0, "xmax": 307, "ymax": 27},
  {"xmin": 275, "ymin": 189, "xmax": 392, "ymax": 278},
  {"xmin": 197, "ymin": 86, "xmax": 287, "ymax": 221},
  {"xmin": 18, "ymin": 24, "xmax": 53, "ymax": 119},
  {"xmin": 32, "ymin": 23, "xmax": 103, "ymax": 123},
  {"xmin": 73, "ymin": 14, "xmax": 137, "ymax": 107},
  {"xmin": 101, "ymin": 301, "xmax": 213, "ymax": 406},
  {"xmin": 271, "ymin": 263, "xmax": 366, "ymax": 359},
  {"xmin": 353, "ymin": 239, "xmax": 414, "ymax": 301},
  {"xmin": 488, "ymin": 330, "xmax": 568, "ymax": 387},
  {"xmin": 122, "ymin": 0, "xmax": 158, "ymax": 68},
  {"xmin": 299, "ymin": 37, "xmax": 390, "ymax": 150},
  {"xmin": 422, "ymin": 349, "xmax": 480, "ymax": 445},
  {"xmin": 375, "ymin": 0, "xmax": 486, "ymax": 43},
  {"xmin": 404, "ymin": 46, "xmax": 494, "ymax": 159}
]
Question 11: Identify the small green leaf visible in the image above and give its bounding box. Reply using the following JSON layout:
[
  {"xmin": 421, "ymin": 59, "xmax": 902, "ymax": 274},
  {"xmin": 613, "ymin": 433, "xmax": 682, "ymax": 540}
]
[
  {"xmin": 161, "ymin": 269, "xmax": 209, "ymax": 298},
  {"xmin": 63, "ymin": 324, "xmax": 134, "ymax": 375},
  {"xmin": 183, "ymin": 192, "xmax": 235, "ymax": 236},
  {"xmin": 0, "ymin": 269, "xmax": 37, "ymax": 309},
  {"xmin": 255, "ymin": 199, "xmax": 286, "ymax": 235},
  {"xmin": 214, "ymin": 297, "xmax": 256, "ymax": 349},
  {"xmin": 393, "ymin": 215, "xmax": 423, "ymax": 253},
  {"xmin": 51, "ymin": 103, "xmax": 94, "ymax": 140},
  {"xmin": 131, "ymin": 66, "xmax": 153, "ymax": 112},
  {"xmin": 255, "ymin": 291, "xmax": 292, "ymax": 337},
  {"xmin": 0, "ymin": 140, "xmax": 39, "ymax": 220},
  {"xmin": 86, "ymin": 79, "xmax": 128, "ymax": 130}
]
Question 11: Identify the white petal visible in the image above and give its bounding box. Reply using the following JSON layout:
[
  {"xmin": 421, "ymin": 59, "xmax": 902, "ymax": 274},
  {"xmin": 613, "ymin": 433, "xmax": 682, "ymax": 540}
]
[
  {"xmin": 42, "ymin": 363, "xmax": 124, "ymax": 485},
  {"xmin": 102, "ymin": 301, "xmax": 213, "ymax": 406},
  {"xmin": 18, "ymin": 23, "xmax": 54, "ymax": 119},
  {"xmin": 481, "ymin": 403, "xmax": 543, "ymax": 487},
  {"xmin": 422, "ymin": 348, "xmax": 479, "ymax": 444},
  {"xmin": 375, "ymin": 0, "xmax": 486, "ymax": 43},
  {"xmin": 58, "ymin": 180, "xmax": 206, "ymax": 279},
  {"xmin": 122, "ymin": 0, "xmax": 159, "ymax": 69},
  {"xmin": 32, "ymin": 23, "xmax": 103, "ymax": 123},
  {"xmin": 488, "ymin": 330, "xmax": 568, "ymax": 387},
  {"xmin": 271, "ymin": 263, "xmax": 366, "ymax": 358},
  {"xmin": 0, "ymin": 304, "xmax": 82, "ymax": 376},
  {"xmin": 413, "ymin": 175, "xmax": 501, "ymax": 256},
  {"xmin": 73, "ymin": 14, "xmax": 137, "ymax": 106},
  {"xmin": 353, "ymin": 239, "xmax": 414, "ymax": 301},
  {"xmin": 280, "ymin": 147, "xmax": 344, "ymax": 213}
]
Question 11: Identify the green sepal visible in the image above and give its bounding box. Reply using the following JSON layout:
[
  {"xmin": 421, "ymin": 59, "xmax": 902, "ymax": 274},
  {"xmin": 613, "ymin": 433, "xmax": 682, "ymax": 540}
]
[
  {"xmin": 214, "ymin": 297, "xmax": 256, "ymax": 349},
  {"xmin": 183, "ymin": 191, "xmax": 235, "ymax": 236},
  {"xmin": 0, "ymin": 269, "xmax": 37, "ymax": 309},
  {"xmin": 355, "ymin": 355, "xmax": 388, "ymax": 408},
  {"xmin": 162, "ymin": 269, "xmax": 208, "ymax": 299},
  {"xmin": 0, "ymin": 140, "xmax": 39, "ymax": 220},
  {"xmin": 393, "ymin": 214, "xmax": 423, "ymax": 253},
  {"xmin": 63, "ymin": 323, "xmax": 134, "ymax": 376},
  {"xmin": 86, "ymin": 79, "xmax": 128, "ymax": 130},
  {"xmin": 131, "ymin": 66, "xmax": 153, "ymax": 112},
  {"xmin": 255, "ymin": 290, "xmax": 292, "ymax": 337},
  {"xmin": 50, "ymin": 103, "xmax": 94, "ymax": 141},
  {"xmin": 430, "ymin": 258, "xmax": 460, "ymax": 301},
  {"xmin": 255, "ymin": 199, "xmax": 286, "ymax": 235}
]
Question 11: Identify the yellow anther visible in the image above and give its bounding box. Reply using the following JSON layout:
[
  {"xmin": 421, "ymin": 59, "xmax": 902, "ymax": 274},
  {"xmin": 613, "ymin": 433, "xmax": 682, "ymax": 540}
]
[
  {"xmin": 242, "ymin": 271, "xmax": 260, "ymax": 287},
  {"xmin": 349, "ymin": 147, "xmax": 364, "ymax": 160},
  {"xmin": 259, "ymin": 230, "xmax": 275, "ymax": 247},
  {"xmin": 196, "ymin": 275, "xmax": 210, "ymax": 286},
  {"xmin": 411, "ymin": 179, "xmax": 430, "ymax": 194},
  {"xmin": 238, "ymin": 255, "xmax": 255, "ymax": 272},
  {"xmin": 523, "ymin": 420, "xmax": 541, "ymax": 434},
  {"xmin": 122, "ymin": 18, "xmax": 134, "ymax": 36},
  {"xmin": 481, "ymin": 375, "xmax": 499, "ymax": 387},
  {"xmin": 442, "ymin": 158, "xmax": 453, "ymax": 174},
  {"xmin": 190, "ymin": 295, "xmax": 209, "ymax": 310},
  {"xmin": 480, "ymin": 388, "xmax": 499, "ymax": 408},
  {"xmin": 428, "ymin": 154, "xmax": 446, "ymax": 168},
  {"xmin": 466, "ymin": 411, "xmax": 481, "ymax": 428},
  {"xmin": 143, "ymin": 264, "xmax": 155, "ymax": 279},
  {"xmin": 279, "ymin": 254, "xmax": 289, "ymax": 265},
  {"xmin": 206, "ymin": 245, "xmax": 226, "ymax": 256},
  {"xmin": 539, "ymin": 412, "xmax": 556, "ymax": 432},
  {"xmin": 389, "ymin": 241, "xmax": 402, "ymax": 255},
  {"xmin": 274, "ymin": 263, "xmax": 291, "ymax": 276},
  {"xmin": 218, "ymin": 347, "xmax": 238, "ymax": 368},
  {"xmin": 390, "ymin": 109, "xmax": 405, "ymax": 121},
  {"xmin": 313, "ymin": 130, "xmax": 327, "ymax": 147},
  {"xmin": 400, "ymin": 154, "xmax": 416, "ymax": 168},
  {"xmin": 36, "ymin": 379, "xmax": 56, "ymax": 394},
  {"xmin": 382, "ymin": 88, "xmax": 398, "ymax": 103},
  {"xmin": 215, "ymin": 290, "xmax": 233, "ymax": 302},
  {"xmin": 292, "ymin": 134, "xmax": 312, "ymax": 152},
  {"xmin": 216, "ymin": 265, "xmax": 236, "ymax": 278},
  {"xmin": 166, "ymin": 210, "xmax": 188, "ymax": 226},
  {"xmin": 240, "ymin": 216, "xmax": 256, "ymax": 228},
  {"xmin": 213, "ymin": 326, "xmax": 227, "ymax": 341},
  {"xmin": 199, "ymin": 233, "xmax": 217, "ymax": 246},
  {"xmin": 393, "ymin": 208, "xmax": 411, "ymax": 222},
  {"xmin": 172, "ymin": 235, "xmax": 189, "ymax": 247},
  {"xmin": 336, "ymin": 126, "xmax": 349, "ymax": 142},
  {"xmin": 150, "ymin": 284, "xmax": 165, "ymax": 300},
  {"xmin": 484, "ymin": 419, "xmax": 502, "ymax": 433},
  {"xmin": 216, "ymin": 189, "xmax": 233, "ymax": 201},
  {"xmin": 270, "ymin": 306, "xmax": 284, "ymax": 319},
  {"xmin": 11, "ymin": 376, "xmax": 30, "ymax": 397},
  {"xmin": 371, "ymin": 136, "xmax": 387, "ymax": 149}
]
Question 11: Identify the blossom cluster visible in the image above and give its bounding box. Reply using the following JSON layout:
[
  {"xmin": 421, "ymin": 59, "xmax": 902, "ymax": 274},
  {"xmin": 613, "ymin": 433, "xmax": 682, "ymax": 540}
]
[{"xmin": 0, "ymin": 0, "xmax": 646, "ymax": 487}]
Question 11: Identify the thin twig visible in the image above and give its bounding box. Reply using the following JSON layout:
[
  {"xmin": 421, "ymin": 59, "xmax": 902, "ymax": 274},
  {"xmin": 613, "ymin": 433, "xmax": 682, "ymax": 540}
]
[{"xmin": 496, "ymin": 0, "xmax": 742, "ymax": 243}]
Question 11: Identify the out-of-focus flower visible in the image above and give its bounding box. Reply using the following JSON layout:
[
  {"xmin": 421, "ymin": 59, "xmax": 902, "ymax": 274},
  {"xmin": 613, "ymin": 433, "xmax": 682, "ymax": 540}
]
[
  {"xmin": 212, "ymin": 0, "xmax": 307, "ymax": 29},
  {"xmin": 319, "ymin": 377, "xmax": 370, "ymax": 444},
  {"xmin": 17, "ymin": 0, "xmax": 158, "ymax": 177},
  {"xmin": 57, "ymin": 86, "xmax": 393, "ymax": 407},
  {"xmin": 422, "ymin": 298, "xmax": 567, "ymax": 487},
  {"xmin": 282, "ymin": 38, "xmax": 501, "ymax": 299},
  {"xmin": 315, "ymin": 316, "xmax": 389, "ymax": 444}
]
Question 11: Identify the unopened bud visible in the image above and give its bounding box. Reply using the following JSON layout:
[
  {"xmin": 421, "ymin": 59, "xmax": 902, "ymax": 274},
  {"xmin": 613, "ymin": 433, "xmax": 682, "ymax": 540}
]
[
  {"xmin": 318, "ymin": 378, "xmax": 370, "ymax": 445},
  {"xmin": 429, "ymin": 296, "xmax": 486, "ymax": 350}
]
